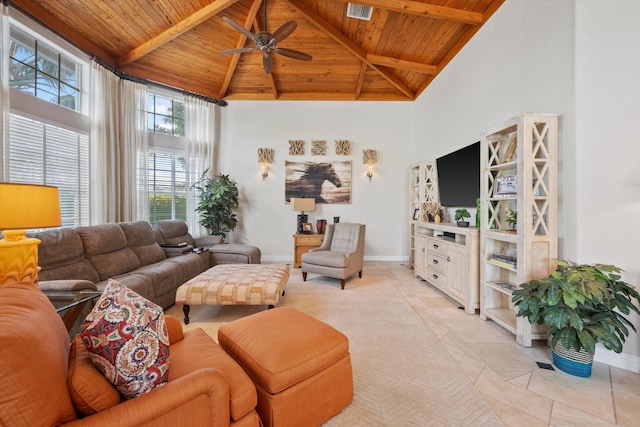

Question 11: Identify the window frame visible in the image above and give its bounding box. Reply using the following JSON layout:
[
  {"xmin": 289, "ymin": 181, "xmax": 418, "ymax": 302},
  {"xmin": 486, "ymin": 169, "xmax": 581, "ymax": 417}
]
[{"xmin": 4, "ymin": 9, "xmax": 92, "ymax": 227}]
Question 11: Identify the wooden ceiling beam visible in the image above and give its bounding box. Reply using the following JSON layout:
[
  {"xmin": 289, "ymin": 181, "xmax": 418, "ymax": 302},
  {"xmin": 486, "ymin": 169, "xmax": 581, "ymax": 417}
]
[
  {"xmin": 354, "ymin": 62, "xmax": 367, "ymax": 99},
  {"xmin": 285, "ymin": 0, "xmax": 414, "ymax": 100},
  {"xmin": 367, "ymin": 54, "xmax": 437, "ymax": 74},
  {"xmin": 224, "ymin": 91, "xmax": 411, "ymax": 101},
  {"xmin": 220, "ymin": 0, "xmax": 263, "ymax": 97},
  {"xmin": 336, "ymin": 0, "xmax": 483, "ymax": 25},
  {"xmin": 117, "ymin": 0, "xmax": 241, "ymax": 66}
]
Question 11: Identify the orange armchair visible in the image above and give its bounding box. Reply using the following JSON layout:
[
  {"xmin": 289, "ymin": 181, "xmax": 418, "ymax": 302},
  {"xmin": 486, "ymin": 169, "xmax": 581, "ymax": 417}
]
[{"xmin": 0, "ymin": 281, "xmax": 260, "ymax": 427}]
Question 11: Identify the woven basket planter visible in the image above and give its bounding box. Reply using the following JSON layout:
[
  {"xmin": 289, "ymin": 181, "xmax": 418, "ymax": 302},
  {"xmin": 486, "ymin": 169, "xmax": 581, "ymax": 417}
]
[{"xmin": 552, "ymin": 340, "xmax": 594, "ymax": 377}]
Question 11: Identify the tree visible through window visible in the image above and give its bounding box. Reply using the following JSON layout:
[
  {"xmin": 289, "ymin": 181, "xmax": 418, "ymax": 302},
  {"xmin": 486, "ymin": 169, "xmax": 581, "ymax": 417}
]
[
  {"xmin": 9, "ymin": 26, "xmax": 81, "ymax": 111},
  {"xmin": 147, "ymin": 94, "xmax": 184, "ymax": 136}
]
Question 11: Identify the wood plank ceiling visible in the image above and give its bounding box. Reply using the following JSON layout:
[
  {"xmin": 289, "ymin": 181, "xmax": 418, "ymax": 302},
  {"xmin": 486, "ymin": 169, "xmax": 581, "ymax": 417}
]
[{"xmin": 10, "ymin": 0, "xmax": 505, "ymax": 102}]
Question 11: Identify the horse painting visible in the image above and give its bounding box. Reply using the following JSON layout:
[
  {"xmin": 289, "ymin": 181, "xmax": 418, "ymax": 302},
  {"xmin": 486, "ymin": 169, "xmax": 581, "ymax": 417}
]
[{"xmin": 285, "ymin": 161, "xmax": 351, "ymax": 204}]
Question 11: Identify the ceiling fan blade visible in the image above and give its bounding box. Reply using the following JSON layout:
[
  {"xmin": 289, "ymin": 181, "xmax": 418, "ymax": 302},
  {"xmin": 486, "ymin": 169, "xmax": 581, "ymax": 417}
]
[
  {"xmin": 219, "ymin": 47, "xmax": 256, "ymax": 55},
  {"xmin": 222, "ymin": 16, "xmax": 255, "ymax": 40},
  {"xmin": 263, "ymin": 52, "xmax": 273, "ymax": 73},
  {"xmin": 271, "ymin": 20, "xmax": 297, "ymax": 43},
  {"xmin": 274, "ymin": 48, "xmax": 312, "ymax": 61}
]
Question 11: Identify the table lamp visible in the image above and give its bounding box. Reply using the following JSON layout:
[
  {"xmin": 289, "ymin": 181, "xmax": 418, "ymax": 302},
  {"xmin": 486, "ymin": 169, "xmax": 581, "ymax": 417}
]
[
  {"xmin": 291, "ymin": 197, "xmax": 315, "ymax": 234},
  {"xmin": 0, "ymin": 183, "xmax": 61, "ymax": 286}
]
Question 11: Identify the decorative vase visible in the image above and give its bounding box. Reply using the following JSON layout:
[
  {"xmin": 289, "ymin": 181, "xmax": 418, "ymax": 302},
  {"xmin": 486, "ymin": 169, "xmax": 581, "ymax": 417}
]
[
  {"xmin": 434, "ymin": 214, "xmax": 441, "ymax": 223},
  {"xmin": 316, "ymin": 219, "xmax": 327, "ymax": 234},
  {"xmin": 552, "ymin": 340, "xmax": 593, "ymax": 377}
]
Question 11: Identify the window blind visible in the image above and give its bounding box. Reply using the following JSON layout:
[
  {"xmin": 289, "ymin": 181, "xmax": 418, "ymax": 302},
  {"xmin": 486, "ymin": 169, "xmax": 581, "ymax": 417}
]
[{"xmin": 8, "ymin": 114, "xmax": 90, "ymax": 227}]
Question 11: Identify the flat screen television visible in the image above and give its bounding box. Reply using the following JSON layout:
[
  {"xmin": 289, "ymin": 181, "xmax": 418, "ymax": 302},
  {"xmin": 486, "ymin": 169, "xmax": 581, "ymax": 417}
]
[{"xmin": 436, "ymin": 142, "xmax": 480, "ymax": 207}]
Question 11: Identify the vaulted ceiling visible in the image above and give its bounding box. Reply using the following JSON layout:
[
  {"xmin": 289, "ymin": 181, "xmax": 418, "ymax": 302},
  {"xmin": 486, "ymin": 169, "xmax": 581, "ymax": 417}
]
[{"xmin": 10, "ymin": 0, "xmax": 504, "ymax": 102}]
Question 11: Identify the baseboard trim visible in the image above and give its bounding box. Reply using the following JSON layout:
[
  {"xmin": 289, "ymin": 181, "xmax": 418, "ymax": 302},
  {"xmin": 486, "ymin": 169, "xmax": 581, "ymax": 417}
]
[
  {"xmin": 261, "ymin": 256, "xmax": 410, "ymax": 263},
  {"xmin": 594, "ymin": 347, "xmax": 640, "ymax": 373}
]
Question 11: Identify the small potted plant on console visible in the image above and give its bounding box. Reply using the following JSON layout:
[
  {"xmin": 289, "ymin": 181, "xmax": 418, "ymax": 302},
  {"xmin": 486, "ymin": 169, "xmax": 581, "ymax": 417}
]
[
  {"xmin": 454, "ymin": 208, "xmax": 471, "ymax": 227},
  {"xmin": 512, "ymin": 260, "xmax": 640, "ymax": 377}
]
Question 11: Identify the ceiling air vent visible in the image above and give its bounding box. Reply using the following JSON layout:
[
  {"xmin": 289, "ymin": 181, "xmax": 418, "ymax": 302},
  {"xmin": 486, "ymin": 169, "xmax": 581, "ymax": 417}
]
[{"xmin": 346, "ymin": 3, "xmax": 373, "ymax": 21}]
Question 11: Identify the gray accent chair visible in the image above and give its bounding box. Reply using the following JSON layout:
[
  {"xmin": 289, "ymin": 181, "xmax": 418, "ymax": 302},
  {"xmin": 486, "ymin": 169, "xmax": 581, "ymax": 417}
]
[{"xmin": 301, "ymin": 223, "xmax": 365, "ymax": 289}]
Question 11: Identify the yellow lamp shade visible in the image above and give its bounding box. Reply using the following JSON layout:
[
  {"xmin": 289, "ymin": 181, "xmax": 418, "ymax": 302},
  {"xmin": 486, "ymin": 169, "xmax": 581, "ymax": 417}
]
[{"xmin": 0, "ymin": 183, "xmax": 61, "ymax": 230}]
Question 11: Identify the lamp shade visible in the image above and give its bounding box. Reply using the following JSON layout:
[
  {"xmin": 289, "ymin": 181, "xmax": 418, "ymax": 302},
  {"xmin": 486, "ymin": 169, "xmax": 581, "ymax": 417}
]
[
  {"xmin": 291, "ymin": 197, "xmax": 316, "ymax": 212},
  {"xmin": 0, "ymin": 183, "xmax": 61, "ymax": 230}
]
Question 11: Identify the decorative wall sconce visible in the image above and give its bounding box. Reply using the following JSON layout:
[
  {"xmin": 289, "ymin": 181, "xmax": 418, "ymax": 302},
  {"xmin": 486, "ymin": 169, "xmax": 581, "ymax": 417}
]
[
  {"xmin": 257, "ymin": 148, "xmax": 274, "ymax": 180},
  {"xmin": 363, "ymin": 149, "xmax": 377, "ymax": 181}
]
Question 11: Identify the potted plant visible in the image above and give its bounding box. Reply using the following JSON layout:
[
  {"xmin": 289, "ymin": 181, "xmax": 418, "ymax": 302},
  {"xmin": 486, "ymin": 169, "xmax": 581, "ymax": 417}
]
[
  {"xmin": 191, "ymin": 169, "xmax": 239, "ymax": 240},
  {"xmin": 512, "ymin": 260, "xmax": 640, "ymax": 377},
  {"xmin": 505, "ymin": 207, "xmax": 517, "ymax": 231},
  {"xmin": 454, "ymin": 209, "xmax": 471, "ymax": 227}
]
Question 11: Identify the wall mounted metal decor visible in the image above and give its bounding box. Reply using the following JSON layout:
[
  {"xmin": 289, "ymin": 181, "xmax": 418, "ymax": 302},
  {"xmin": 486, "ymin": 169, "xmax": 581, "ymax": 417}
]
[
  {"xmin": 335, "ymin": 140, "xmax": 351, "ymax": 155},
  {"xmin": 289, "ymin": 140, "xmax": 305, "ymax": 155},
  {"xmin": 311, "ymin": 140, "xmax": 326, "ymax": 155}
]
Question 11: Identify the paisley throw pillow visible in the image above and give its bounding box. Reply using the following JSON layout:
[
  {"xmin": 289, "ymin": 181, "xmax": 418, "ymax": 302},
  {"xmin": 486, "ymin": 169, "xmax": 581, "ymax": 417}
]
[{"xmin": 80, "ymin": 279, "xmax": 169, "ymax": 399}]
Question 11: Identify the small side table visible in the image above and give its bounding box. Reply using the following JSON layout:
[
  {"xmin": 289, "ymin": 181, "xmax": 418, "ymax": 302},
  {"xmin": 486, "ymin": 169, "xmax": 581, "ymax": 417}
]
[
  {"xmin": 43, "ymin": 289, "xmax": 102, "ymax": 332},
  {"xmin": 293, "ymin": 233, "xmax": 324, "ymax": 268}
]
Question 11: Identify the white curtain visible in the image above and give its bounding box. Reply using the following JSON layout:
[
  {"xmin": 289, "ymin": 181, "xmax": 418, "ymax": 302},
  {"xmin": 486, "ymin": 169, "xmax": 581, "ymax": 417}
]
[
  {"xmin": 90, "ymin": 61, "xmax": 147, "ymax": 223},
  {"xmin": 184, "ymin": 95, "xmax": 217, "ymax": 235},
  {"xmin": 0, "ymin": 5, "xmax": 10, "ymax": 180},
  {"xmin": 120, "ymin": 79, "xmax": 148, "ymax": 222}
]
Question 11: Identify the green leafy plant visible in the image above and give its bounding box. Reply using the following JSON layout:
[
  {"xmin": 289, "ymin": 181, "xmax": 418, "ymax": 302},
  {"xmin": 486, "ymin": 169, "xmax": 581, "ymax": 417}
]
[
  {"xmin": 191, "ymin": 169, "xmax": 239, "ymax": 239},
  {"xmin": 505, "ymin": 207, "xmax": 517, "ymax": 229},
  {"xmin": 454, "ymin": 209, "xmax": 471, "ymax": 222},
  {"xmin": 512, "ymin": 260, "xmax": 640, "ymax": 354}
]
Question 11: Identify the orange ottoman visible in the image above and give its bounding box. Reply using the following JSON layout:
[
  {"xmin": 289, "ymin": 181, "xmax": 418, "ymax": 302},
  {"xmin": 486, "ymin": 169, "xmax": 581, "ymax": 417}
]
[{"xmin": 218, "ymin": 307, "xmax": 353, "ymax": 427}]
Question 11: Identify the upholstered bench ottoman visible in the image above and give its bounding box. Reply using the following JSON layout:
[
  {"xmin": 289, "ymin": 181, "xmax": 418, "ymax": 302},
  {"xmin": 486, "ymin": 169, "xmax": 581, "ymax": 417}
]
[
  {"xmin": 176, "ymin": 264, "xmax": 289, "ymax": 324},
  {"xmin": 218, "ymin": 307, "xmax": 354, "ymax": 427}
]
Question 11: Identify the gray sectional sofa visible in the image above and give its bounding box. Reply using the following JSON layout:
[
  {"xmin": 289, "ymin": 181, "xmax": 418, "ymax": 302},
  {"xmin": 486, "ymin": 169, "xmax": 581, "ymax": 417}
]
[{"xmin": 32, "ymin": 220, "xmax": 261, "ymax": 309}]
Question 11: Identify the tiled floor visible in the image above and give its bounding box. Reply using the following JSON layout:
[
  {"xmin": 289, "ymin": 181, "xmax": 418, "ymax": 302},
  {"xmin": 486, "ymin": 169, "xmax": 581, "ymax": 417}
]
[{"xmin": 387, "ymin": 261, "xmax": 640, "ymax": 427}]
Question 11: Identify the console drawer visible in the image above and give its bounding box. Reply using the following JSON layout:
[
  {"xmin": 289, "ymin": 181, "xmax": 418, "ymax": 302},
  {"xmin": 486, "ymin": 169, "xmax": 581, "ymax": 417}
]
[
  {"xmin": 425, "ymin": 267, "xmax": 447, "ymax": 288},
  {"xmin": 426, "ymin": 237, "xmax": 448, "ymax": 256},
  {"xmin": 427, "ymin": 252, "xmax": 448, "ymax": 274}
]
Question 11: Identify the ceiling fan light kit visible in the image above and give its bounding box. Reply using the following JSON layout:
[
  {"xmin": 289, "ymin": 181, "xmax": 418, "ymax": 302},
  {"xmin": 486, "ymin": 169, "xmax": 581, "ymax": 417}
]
[{"xmin": 219, "ymin": 0, "xmax": 312, "ymax": 73}]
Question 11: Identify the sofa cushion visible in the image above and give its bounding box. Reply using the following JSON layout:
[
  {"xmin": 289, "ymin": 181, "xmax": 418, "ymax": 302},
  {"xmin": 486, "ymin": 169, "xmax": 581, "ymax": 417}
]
[
  {"xmin": 170, "ymin": 328, "xmax": 257, "ymax": 422},
  {"xmin": 31, "ymin": 228, "xmax": 101, "ymax": 283},
  {"xmin": 153, "ymin": 220, "xmax": 196, "ymax": 247},
  {"xmin": 119, "ymin": 221, "xmax": 167, "ymax": 266},
  {"xmin": 68, "ymin": 335, "xmax": 121, "ymax": 415},
  {"xmin": 80, "ymin": 279, "xmax": 170, "ymax": 399},
  {"xmin": 0, "ymin": 282, "xmax": 78, "ymax": 426},
  {"xmin": 302, "ymin": 250, "xmax": 350, "ymax": 268},
  {"xmin": 76, "ymin": 224, "xmax": 141, "ymax": 280}
]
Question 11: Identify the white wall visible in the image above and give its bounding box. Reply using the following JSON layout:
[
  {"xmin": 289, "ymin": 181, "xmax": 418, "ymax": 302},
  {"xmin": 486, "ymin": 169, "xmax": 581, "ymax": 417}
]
[
  {"xmin": 218, "ymin": 101, "xmax": 414, "ymax": 263},
  {"xmin": 412, "ymin": 0, "xmax": 640, "ymax": 371},
  {"xmin": 573, "ymin": 0, "xmax": 640, "ymax": 370}
]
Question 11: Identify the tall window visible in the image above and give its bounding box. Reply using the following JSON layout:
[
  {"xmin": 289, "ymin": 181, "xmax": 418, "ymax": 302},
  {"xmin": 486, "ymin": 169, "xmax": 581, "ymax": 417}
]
[
  {"xmin": 8, "ymin": 115, "xmax": 90, "ymax": 227},
  {"xmin": 147, "ymin": 151, "xmax": 187, "ymax": 223},
  {"xmin": 9, "ymin": 26, "xmax": 82, "ymax": 111},
  {"xmin": 147, "ymin": 93, "xmax": 184, "ymax": 136},
  {"xmin": 5, "ymin": 17, "xmax": 90, "ymax": 227}
]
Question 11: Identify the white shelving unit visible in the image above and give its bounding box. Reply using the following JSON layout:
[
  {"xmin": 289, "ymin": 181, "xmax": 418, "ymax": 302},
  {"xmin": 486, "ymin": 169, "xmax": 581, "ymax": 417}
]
[
  {"xmin": 409, "ymin": 161, "xmax": 438, "ymax": 268},
  {"xmin": 479, "ymin": 114, "xmax": 558, "ymax": 346}
]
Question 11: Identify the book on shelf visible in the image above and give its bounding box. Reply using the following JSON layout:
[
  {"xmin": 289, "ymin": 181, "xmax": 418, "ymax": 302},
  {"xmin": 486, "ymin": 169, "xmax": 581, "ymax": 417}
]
[
  {"xmin": 489, "ymin": 281, "xmax": 518, "ymax": 292},
  {"xmin": 488, "ymin": 256, "xmax": 516, "ymax": 269},
  {"xmin": 491, "ymin": 254, "xmax": 517, "ymax": 263}
]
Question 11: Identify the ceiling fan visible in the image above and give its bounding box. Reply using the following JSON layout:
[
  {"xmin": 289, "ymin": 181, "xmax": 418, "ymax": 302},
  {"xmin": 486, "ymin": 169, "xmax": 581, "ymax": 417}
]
[{"xmin": 219, "ymin": 0, "xmax": 312, "ymax": 73}]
